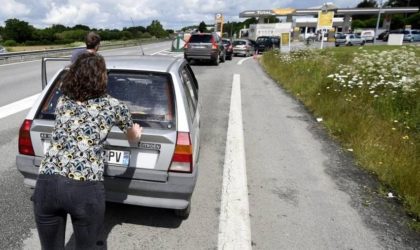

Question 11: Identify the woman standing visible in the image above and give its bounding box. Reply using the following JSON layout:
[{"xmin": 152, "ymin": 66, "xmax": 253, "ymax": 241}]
[{"xmin": 32, "ymin": 53, "xmax": 142, "ymax": 249}]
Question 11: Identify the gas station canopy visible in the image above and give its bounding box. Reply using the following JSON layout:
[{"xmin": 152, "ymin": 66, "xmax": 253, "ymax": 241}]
[{"xmin": 239, "ymin": 7, "xmax": 419, "ymax": 18}]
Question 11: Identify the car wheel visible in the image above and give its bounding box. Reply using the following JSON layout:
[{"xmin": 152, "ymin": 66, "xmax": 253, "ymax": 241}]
[
  {"xmin": 220, "ymin": 52, "xmax": 226, "ymax": 63},
  {"xmin": 361, "ymin": 41, "xmax": 365, "ymax": 46},
  {"xmin": 335, "ymin": 44, "xmax": 339, "ymax": 47},
  {"xmin": 174, "ymin": 204, "xmax": 191, "ymax": 219},
  {"xmin": 213, "ymin": 54, "xmax": 219, "ymax": 66}
]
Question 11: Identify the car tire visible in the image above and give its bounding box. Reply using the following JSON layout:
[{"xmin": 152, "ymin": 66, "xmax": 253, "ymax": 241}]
[
  {"xmin": 174, "ymin": 204, "xmax": 191, "ymax": 219},
  {"xmin": 220, "ymin": 52, "xmax": 226, "ymax": 63},
  {"xmin": 213, "ymin": 54, "xmax": 219, "ymax": 66},
  {"xmin": 361, "ymin": 41, "xmax": 365, "ymax": 46},
  {"xmin": 335, "ymin": 44, "xmax": 339, "ymax": 47}
]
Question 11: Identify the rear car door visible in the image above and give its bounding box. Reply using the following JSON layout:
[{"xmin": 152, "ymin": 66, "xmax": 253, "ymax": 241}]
[
  {"xmin": 31, "ymin": 70, "xmax": 178, "ymax": 182},
  {"xmin": 187, "ymin": 34, "xmax": 213, "ymax": 55}
]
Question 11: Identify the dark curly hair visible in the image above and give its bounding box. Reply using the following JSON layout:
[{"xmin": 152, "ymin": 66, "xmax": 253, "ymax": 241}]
[{"xmin": 61, "ymin": 53, "xmax": 107, "ymax": 102}]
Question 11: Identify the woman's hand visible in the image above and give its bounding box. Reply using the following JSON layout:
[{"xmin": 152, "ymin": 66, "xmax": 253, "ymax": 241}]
[{"xmin": 127, "ymin": 123, "xmax": 142, "ymax": 143}]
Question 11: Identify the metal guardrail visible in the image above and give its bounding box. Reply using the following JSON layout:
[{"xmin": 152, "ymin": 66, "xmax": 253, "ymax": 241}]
[{"xmin": 0, "ymin": 41, "xmax": 141, "ymax": 65}]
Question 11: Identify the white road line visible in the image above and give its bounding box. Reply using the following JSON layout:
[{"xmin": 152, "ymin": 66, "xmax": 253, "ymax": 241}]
[
  {"xmin": 218, "ymin": 74, "xmax": 251, "ymax": 250},
  {"xmin": 0, "ymin": 94, "xmax": 40, "ymax": 120},
  {"xmin": 151, "ymin": 48, "xmax": 170, "ymax": 55},
  {"xmin": 237, "ymin": 57, "xmax": 253, "ymax": 65}
]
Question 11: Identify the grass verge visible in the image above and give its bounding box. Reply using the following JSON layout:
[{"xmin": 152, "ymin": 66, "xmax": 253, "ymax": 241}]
[{"xmin": 261, "ymin": 45, "xmax": 420, "ymax": 225}]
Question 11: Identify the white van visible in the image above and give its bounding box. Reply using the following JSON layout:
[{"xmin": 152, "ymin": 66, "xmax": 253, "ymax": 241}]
[{"xmin": 358, "ymin": 30, "xmax": 375, "ymax": 42}]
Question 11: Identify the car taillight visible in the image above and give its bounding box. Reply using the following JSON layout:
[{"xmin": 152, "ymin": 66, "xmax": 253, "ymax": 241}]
[
  {"xmin": 210, "ymin": 37, "xmax": 218, "ymax": 49},
  {"xmin": 169, "ymin": 132, "xmax": 193, "ymax": 173},
  {"xmin": 19, "ymin": 119, "xmax": 35, "ymax": 156}
]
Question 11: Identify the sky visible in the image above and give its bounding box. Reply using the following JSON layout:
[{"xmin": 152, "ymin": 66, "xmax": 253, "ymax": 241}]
[{"xmin": 0, "ymin": 0, "xmax": 363, "ymax": 30}]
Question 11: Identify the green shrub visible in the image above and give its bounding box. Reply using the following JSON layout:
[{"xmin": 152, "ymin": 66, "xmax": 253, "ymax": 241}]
[
  {"xmin": 261, "ymin": 46, "xmax": 420, "ymax": 218},
  {"xmin": 3, "ymin": 39, "xmax": 17, "ymax": 46}
]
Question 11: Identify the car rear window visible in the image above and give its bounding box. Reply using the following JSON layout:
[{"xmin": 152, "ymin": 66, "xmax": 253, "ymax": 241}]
[
  {"xmin": 189, "ymin": 34, "xmax": 213, "ymax": 43},
  {"xmin": 37, "ymin": 70, "xmax": 176, "ymax": 129},
  {"xmin": 256, "ymin": 37, "xmax": 269, "ymax": 42},
  {"xmin": 233, "ymin": 40, "xmax": 246, "ymax": 45},
  {"xmin": 222, "ymin": 40, "xmax": 231, "ymax": 45}
]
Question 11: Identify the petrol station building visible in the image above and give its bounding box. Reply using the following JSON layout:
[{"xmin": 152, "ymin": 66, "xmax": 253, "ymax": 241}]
[{"xmin": 239, "ymin": 3, "xmax": 419, "ymax": 40}]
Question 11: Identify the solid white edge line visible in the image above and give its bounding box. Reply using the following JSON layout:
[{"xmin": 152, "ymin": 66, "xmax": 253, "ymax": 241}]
[
  {"xmin": 237, "ymin": 57, "xmax": 253, "ymax": 65},
  {"xmin": 0, "ymin": 93, "xmax": 40, "ymax": 120},
  {"xmin": 218, "ymin": 74, "xmax": 251, "ymax": 250}
]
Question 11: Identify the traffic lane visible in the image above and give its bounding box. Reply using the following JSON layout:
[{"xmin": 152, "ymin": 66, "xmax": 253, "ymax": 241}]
[
  {"xmin": 14, "ymin": 57, "xmax": 233, "ymax": 249},
  {"xmin": 0, "ymin": 41, "xmax": 172, "ymax": 107},
  {"xmin": 0, "ymin": 110, "xmax": 35, "ymax": 250},
  {"xmin": 64, "ymin": 58, "xmax": 233, "ymax": 249}
]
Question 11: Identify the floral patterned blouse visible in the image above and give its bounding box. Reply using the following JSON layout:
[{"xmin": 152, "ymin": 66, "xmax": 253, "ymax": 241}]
[{"xmin": 39, "ymin": 95, "xmax": 133, "ymax": 181}]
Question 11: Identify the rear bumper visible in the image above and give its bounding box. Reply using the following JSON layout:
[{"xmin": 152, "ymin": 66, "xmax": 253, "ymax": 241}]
[
  {"xmin": 233, "ymin": 48, "xmax": 250, "ymax": 55},
  {"xmin": 16, "ymin": 154, "xmax": 198, "ymax": 210},
  {"xmin": 184, "ymin": 50, "xmax": 218, "ymax": 61}
]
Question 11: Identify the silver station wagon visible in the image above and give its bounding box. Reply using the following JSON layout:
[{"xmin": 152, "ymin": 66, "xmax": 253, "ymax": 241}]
[{"xmin": 16, "ymin": 55, "xmax": 200, "ymax": 218}]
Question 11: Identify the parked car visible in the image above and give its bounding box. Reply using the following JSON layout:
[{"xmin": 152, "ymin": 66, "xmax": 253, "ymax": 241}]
[
  {"xmin": 403, "ymin": 30, "xmax": 420, "ymax": 42},
  {"xmin": 232, "ymin": 39, "xmax": 255, "ymax": 57},
  {"xmin": 16, "ymin": 55, "xmax": 201, "ymax": 219},
  {"xmin": 357, "ymin": 30, "xmax": 375, "ymax": 42},
  {"xmin": 184, "ymin": 32, "xmax": 225, "ymax": 65},
  {"xmin": 0, "ymin": 46, "xmax": 6, "ymax": 54},
  {"xmin": 382, "ymin": 29, "xmax": 404, "ymax": 41},
  {"xmin": 255, "ymin": 36, "xmax": 280, "ymax": 53},
  {"xmin": 222, "ymin": 38, "xmax": 233, "ymax": 60},
  {"xmin": 335, "ymin": 33, "xmax": 365, "ymax": 46},
  {"xmin": 378, "ymin": 30, "xmax": 389, "ymax": 41}
]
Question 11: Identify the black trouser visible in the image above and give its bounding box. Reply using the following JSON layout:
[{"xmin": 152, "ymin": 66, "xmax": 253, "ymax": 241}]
[{"xmin": 32, "ymin": 174, "xmax": 105, "ymax": 250}]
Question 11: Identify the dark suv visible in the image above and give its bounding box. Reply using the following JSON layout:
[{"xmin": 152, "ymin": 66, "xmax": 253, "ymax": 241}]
[
  {"xmin": 184, "ymin": 32, "xmax": 225, "ymax": 65},
  {"xmin": 255, "ymin": 36, "xmax": 280, "ymax": 53}
]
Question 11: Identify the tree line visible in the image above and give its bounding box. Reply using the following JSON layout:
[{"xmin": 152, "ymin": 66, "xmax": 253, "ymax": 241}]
[
  {"xmin": 352, "ymin": 0, "xmax": 420, "ymax": 29},
  {"xmin": 0, "ymin": 0, "xmax": 418, "ymax": 46},
  {"xmin": 0, "ymin": 19, "xmax": 173, "ymax": 46}
]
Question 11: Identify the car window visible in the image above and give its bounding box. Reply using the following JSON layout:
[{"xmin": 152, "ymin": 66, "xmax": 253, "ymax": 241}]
[
  {"xmin": 180, "ymin": 65, "xmax": 198, "ymax": 119},
  {"xmin": 256, "ymin": 37, "xmax": 269, "ymax": 42},
  {"xmin": 37, "ymin": 70, "xmax": 176, "ymax": 129},
  {"xmin": 404, "ymin": 31, "xmax": 410, "ymax": 34},
  {"xmin": 233, "ymin": 40, "xmax": 246, "ymax": 45},
  {"xmin": 222, "ymin": 40, "xmax": 231, "ymax": 45},
  {"xmin": 189, "ymin": 34, "xmax": 212, "ymax": 43}
]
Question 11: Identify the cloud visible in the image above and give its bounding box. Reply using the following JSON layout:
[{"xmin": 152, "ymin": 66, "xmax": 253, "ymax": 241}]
[
  {"xmin": 42, "ymin": 1, "xmax": 104, "ymax": 27},
  {"xmin": 0, "ymin": 0, "xmax": 30, "ymax": 18},
  {"xmin": 1, "ymin": 0, "xmax": 362, "ymax": 29}
]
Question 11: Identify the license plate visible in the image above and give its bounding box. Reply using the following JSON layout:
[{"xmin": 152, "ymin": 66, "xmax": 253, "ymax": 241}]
[
  {"xmin": 43, "ymin": 140, "xmax": 51, "ymax": 154},
  {"xmin": 106, "ymin": 150, "xmax": 130, "ymax": 166}
]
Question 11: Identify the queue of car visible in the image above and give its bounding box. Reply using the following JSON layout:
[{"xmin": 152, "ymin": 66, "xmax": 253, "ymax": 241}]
[{"xmin": 183, "ymin": 33, "xmax": 283, "ymax": 65}]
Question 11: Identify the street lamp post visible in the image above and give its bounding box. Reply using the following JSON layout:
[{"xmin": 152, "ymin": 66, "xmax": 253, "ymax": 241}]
[{"xmin": 374, "ymin": 0, "xmax": 383, "ymax": 44}]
